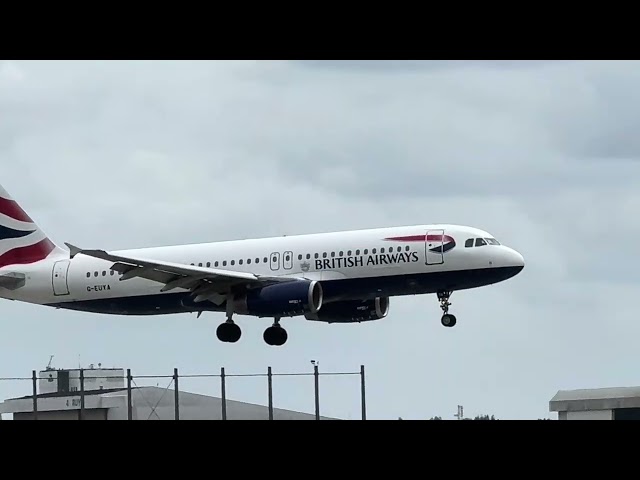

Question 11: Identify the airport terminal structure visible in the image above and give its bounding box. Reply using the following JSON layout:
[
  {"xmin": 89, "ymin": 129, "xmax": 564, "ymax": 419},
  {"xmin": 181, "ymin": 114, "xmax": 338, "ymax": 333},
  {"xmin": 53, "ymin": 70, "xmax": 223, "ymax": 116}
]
[
  {"xmin": 549, "ymin": 386, "xmax": 640, "ymax": 420},
  {"xmin": 0, "ymin": 365, "xmax": 337, "ymax": 420}
]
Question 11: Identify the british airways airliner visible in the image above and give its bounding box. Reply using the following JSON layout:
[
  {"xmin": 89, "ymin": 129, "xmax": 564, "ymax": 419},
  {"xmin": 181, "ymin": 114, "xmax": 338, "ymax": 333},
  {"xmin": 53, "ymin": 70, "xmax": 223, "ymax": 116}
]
[{"xmin": 0, "ymin": 183, "xmax": 524, "ymax": 346}]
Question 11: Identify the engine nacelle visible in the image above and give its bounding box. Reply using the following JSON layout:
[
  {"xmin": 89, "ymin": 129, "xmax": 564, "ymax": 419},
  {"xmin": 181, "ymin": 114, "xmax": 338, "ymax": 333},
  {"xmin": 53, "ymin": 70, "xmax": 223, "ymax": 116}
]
[
  {"xmin": 305, "ymin": 297, "xmax": 390, "ymax": 323},
  {"xmin": 232, "ymin": 280, "xmax": 323, "ymax": 318}
]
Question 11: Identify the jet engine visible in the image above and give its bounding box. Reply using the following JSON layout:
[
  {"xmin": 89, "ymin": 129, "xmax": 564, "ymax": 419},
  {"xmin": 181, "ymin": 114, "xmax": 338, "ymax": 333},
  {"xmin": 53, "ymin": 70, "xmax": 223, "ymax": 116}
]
[
  {"xmin": 304, "ymin": 297, "xmax": 389, "ymax": 323},
  {"xmin": 231, "ymin": 280, "xmax": 323, "ymax": 318}
]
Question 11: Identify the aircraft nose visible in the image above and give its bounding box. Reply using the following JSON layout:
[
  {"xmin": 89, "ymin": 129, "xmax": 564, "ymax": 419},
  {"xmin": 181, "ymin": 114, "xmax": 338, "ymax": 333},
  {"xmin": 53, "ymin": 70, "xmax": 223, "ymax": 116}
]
[{"xmin": 507, "ymin": 247, "xmax": 525, "ymax": 270}]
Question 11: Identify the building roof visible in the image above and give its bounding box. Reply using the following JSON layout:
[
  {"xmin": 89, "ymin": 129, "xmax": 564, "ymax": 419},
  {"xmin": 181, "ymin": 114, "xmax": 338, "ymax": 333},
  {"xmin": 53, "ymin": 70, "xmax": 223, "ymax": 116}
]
[{"xmin": 550, "ymin": 386, "xmax": 640, "ymax": 412}]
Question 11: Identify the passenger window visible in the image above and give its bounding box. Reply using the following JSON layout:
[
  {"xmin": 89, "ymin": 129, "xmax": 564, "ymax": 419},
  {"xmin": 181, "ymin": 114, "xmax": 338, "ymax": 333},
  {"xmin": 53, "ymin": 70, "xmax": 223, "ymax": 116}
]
[
  {"xmin": 475, "ymin": 238, "xmax": 487, "ymax": 247},
  {"xmin": 347, "ymin": 250, "xmax": 352, "ymax": 256},
  {"xmin": 405, "ymin": 246, "xmax": 410, "ymax": 251},
  {"xmin": 364, "ymin": 249, "xmax": 368, "ymax": 255},
  {"xmin": 239, "ymin": 259, "xmax": 243, "ymax": 265},
  {"xmin": 223, "ymin": 261, "xmax": 227, "ymax": 266},
  {"xmin": 247, "ymin": 259, "xmax": 251, "ymax": 264},
  {"xmin": 215, "ymin": 261, "xmax": 219, "ymax": 267},
  {"xmin": 465, "ymin": 238, "xmax": 473, "ymax": 248},
  {"xmin": 356, "ymin": 250, "xmax": 360, "ymax": 255},
  {"xmin": 306, "ymin": 254, "xmax": 311, "ymax": 259}
]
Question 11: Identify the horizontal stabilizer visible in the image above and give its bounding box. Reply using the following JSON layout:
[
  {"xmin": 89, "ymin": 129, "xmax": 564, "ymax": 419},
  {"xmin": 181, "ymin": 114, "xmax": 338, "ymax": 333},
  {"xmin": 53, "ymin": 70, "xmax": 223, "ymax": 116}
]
[{"xmin": 0, "ymin": 272, "xmax": 26, "ymax": 290}]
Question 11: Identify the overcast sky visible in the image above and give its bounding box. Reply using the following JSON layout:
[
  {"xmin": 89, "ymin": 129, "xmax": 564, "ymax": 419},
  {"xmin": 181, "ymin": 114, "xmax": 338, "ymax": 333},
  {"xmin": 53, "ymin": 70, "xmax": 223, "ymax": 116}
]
[{"xmin": 0, "ymin": 59, "xmax": 638, "ymax": 420}]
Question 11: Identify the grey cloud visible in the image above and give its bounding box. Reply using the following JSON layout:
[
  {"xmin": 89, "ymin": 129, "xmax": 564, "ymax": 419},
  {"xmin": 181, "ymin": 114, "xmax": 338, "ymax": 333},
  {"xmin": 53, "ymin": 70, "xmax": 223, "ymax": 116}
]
[{"xmin": 294, "ymin": 60, "xmax": 566, "ymax": 72}]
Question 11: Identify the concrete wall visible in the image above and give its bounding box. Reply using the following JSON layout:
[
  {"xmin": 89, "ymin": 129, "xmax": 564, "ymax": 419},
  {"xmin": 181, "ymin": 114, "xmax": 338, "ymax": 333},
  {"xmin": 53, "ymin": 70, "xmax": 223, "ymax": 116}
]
[
  {"xmin": 14, "ymin": 409, "xmax": 108, "ymax": 420},
  {"xmin": 563, "ymin": 410, "xmax": 613, "ymax": 420}
]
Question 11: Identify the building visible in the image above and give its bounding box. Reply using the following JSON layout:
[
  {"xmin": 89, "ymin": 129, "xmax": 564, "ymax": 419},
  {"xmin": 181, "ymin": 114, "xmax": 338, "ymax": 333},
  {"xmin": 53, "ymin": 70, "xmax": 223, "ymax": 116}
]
[
  {"xmin": 549, "ymin": 386, "xmax": 640, "ymax": 420},
  {"xmin": 0, "ymin": 365, "xmax": 337, "ymax": 420}
]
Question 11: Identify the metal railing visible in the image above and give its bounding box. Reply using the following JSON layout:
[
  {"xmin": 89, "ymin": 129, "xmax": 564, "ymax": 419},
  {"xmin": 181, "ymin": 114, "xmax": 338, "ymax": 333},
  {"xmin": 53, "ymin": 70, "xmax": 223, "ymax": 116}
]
[{"xmin": 0, "ymin": 364, "xmax": 367, "ymax": 420}]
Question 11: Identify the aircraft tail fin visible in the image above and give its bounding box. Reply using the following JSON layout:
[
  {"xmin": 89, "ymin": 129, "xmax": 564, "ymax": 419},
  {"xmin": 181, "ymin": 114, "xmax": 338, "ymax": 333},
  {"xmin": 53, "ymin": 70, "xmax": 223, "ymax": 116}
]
[{"xmin": 0, "ymin": 184, "xmax": 66, "ymax": 269}]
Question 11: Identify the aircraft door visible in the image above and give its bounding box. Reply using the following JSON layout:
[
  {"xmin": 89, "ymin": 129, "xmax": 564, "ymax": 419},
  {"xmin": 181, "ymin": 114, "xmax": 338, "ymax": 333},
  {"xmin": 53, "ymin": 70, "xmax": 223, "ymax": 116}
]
[
  {"xmin": 270, "ymin": 252, "xmax": 280, "ymax": 271},
  {"xmin": 283, "ymin": 251, "xmax": 293, "ymax": 270},
  {"xmin": 425, "ymin": 230, "xmax": 445, "ymax": 265},
  {"xmin": 52, "ymin": 260, "xmax": 71, "ymax": 296}
]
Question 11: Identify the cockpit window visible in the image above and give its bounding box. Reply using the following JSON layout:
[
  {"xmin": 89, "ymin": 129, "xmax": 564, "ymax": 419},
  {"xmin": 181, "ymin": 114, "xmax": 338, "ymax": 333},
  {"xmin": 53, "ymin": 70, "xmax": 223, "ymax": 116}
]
[
  {"xmin": 465, "ymin": 238, "xmax": 474, "ymax": 248},
  {"xmin": 475, "ymin": 238, "xmax": 487, "ymax": 247},
  {"xmin": 485, "ymin": 238, "xmax": 500, "ymax": 245}
]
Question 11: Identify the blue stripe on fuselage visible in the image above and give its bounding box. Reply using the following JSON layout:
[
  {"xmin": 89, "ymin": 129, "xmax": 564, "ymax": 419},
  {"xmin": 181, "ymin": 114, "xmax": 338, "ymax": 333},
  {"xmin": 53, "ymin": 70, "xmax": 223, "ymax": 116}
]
[{"xmin": 45, "ymin": 267, "xmax": 523, "ymax": 316}]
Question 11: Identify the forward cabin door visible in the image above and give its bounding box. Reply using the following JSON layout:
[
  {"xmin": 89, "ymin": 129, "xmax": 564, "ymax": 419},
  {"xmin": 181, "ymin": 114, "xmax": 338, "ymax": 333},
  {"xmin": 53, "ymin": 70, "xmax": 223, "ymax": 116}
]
[
  {"xmin": 52, "ymin": 260, "xmax": 71, "ymax": 296},
  {"xmin": 425, "ymin": 230, "xmax": 445, "ymax": 265}
]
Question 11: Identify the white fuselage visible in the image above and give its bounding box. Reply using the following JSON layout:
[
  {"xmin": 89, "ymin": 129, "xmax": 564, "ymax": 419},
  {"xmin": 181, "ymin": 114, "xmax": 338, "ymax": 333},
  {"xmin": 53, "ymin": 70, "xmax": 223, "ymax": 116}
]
[{"xmin": 0, "ymin": 224, "xmax": 524, "ymax": 318}]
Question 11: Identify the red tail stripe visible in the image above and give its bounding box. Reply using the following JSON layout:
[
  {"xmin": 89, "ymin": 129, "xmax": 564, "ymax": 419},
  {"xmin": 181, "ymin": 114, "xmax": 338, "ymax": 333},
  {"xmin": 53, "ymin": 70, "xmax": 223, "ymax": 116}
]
[
  {"xmin": 0, "ymin": 238, "xmax": 56, "ymax": 269},
  {"xmin": 0, "ymin": 197, "xmax": 33, "ymax": 223}
]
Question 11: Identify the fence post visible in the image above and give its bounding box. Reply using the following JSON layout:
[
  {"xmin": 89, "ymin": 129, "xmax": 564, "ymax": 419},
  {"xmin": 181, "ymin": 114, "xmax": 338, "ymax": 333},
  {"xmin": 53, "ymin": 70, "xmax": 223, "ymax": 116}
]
[
  {"xmin": 314, "ymin": 364, "xmax": 320, "ymax": 420},
  {"xmin": 79, "ymin": 368, "xmax": 85, "ymax": 421},
  {"xmin": 127, "ymin": 369, "xmax": 133, "ymax": 420},
  {"xmin": 221, "ymin": 367, "xmax": 227, "ymax": 420},
  {"xmin": 268, "ymin": 366, "xmax": 274, "ymax": 420},
  {"xmin": 32, "ymin": 370, "xmax": 38, "ymax": 420},
  {"xmin": 360, "ymin": 365, "xmax": 366, "ymax": 421},
  {"xmin": 174, "ymin": 368, "xmax": 179, "ymax": 420}
]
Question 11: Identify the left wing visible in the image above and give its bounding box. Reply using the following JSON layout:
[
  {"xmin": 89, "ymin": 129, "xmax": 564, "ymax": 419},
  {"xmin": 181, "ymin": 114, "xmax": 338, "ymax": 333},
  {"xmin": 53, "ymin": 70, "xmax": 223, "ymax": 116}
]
[{"xmin": 65, "ymin": 243, "xmax": 297, "ymax": 304}]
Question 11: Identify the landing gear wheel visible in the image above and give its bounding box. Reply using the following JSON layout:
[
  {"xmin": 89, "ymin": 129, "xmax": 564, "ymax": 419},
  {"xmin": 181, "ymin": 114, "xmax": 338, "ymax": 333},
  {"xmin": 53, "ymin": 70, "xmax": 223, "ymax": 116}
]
[
  {"xmin": 437, "ymin": 290, "xmax": 456, "ymax": 328},
  {"xmin": 441, "ymin": 314, "xmax": 457, "ymax": 327},
  {"xmin": 263, "ymin": 323, "xmax": 288, "ymax": 346},
  {"xmin": 216, "ymin": 319, "xmax": 242, "ymax": 343}
]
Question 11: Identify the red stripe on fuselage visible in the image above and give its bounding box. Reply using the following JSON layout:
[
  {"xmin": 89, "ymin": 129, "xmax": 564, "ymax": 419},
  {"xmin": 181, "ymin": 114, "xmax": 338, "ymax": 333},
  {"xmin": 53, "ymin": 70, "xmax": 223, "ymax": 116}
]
[
  {"xmin": 0, "ymin": 197, "xmax": 33, "ymax": 223},
  {"xmin": 0, "ymin": 238, "xmax": 56, "ymax": 269},
  {"xmin": 384, "ymin": 234, "xmax": 454, "ymax": 243}
]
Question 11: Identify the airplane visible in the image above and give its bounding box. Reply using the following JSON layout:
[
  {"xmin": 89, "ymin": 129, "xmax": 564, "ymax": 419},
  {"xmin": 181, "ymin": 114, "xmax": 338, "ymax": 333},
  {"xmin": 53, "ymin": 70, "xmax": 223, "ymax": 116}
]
[{"xmin": 0, "ymin": 183, "xmax": 524, "ymax": 346}]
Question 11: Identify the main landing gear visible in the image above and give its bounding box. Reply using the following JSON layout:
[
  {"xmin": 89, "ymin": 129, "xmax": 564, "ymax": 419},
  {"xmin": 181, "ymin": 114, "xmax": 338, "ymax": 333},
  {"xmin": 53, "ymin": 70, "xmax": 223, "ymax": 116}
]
[
  {"xmin": 216, "ymin": 318, "xmax": 242, "ymax": 343},
  {"xmin": 263, "ymin": 317, "xmax": 288, "ymax": 347},
  {"xmin": 438, "ymin": 290, "xmax": 457, "ymax": 328},
  {"xmin": 215, "ymin": 315, "xmax": 289, "ymax": 346}
]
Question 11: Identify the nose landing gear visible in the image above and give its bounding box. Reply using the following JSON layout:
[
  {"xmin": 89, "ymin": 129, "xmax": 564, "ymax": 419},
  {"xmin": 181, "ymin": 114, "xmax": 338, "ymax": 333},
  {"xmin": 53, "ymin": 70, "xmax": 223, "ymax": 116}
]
[{"xmin": 438, "ymin": 290, "xmax": 456, "ymax": 327}]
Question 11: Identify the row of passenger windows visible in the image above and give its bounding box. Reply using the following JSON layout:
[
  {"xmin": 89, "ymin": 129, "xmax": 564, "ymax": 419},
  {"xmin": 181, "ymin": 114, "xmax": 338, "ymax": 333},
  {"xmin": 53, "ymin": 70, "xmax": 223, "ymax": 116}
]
[
  {"xmin": 84, "ymin": 245, "xmax": 414, "ymax": 277},
  {"xmin": 186, "ymin": 245, "xmax": 412, "ymax": 269},
  {"xmin": 465, "ymin": 237, "xmax": 500, "ymax": 248},
  {"xmin": 87, "ymin": 270, "xmax": 116, "ymax": 278}
]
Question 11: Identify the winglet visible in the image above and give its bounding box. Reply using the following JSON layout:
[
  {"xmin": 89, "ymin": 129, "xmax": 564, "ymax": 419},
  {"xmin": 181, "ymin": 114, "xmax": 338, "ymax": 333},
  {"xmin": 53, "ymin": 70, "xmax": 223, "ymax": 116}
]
[{"xmin": 64, "ymin": 242, "xmax": 83, "ymax": 259}]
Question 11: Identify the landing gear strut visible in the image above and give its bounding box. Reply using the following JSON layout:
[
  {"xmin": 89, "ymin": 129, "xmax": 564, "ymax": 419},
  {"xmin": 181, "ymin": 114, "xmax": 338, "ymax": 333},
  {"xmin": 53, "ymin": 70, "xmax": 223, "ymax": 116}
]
[
  {"xmin": 438, "ymin": 290, "xmax": 456, "ymax": 327},
  {"xmin": 263, "ymin": 317, "xmax": 288, "ymax": 346},
  {"xmin": 217, "ymin": 293, "xmax": 242, "ymax": 343}
]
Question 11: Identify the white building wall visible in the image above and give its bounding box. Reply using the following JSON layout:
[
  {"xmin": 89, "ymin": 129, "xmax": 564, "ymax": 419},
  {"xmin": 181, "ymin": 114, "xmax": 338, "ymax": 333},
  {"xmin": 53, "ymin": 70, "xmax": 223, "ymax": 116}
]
[{"xmin": 565, "ymin": 410, "xmax": 613, "ymax": 420}]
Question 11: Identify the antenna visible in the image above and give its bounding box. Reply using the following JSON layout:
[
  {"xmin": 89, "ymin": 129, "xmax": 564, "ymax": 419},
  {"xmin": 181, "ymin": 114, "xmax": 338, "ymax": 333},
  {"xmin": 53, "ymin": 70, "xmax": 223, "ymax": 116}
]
[
  {"xmin": 454, "ymin": 405, "xmax": 464, "ymax": 420},
  {"xmin": 46, "ymin": 355, "xmax": 54, "ymax": 371}
]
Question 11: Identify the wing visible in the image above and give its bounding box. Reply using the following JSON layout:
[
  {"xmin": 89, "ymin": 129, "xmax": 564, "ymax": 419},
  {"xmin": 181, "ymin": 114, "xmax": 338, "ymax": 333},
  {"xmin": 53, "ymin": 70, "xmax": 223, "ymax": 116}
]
[{"xmin": 65, "ymin": 243, "xmax": 296, "ymax": 305}]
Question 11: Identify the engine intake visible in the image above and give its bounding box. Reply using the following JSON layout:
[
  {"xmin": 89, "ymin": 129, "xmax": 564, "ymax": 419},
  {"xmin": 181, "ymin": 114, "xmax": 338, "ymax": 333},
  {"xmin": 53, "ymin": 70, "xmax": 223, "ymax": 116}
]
[
  {"xmin": 232, "ymin": 280, "xmax": 323, "ymax": 318},
  {"xmin": 305, "ymin": 297, "xmax": 389, "ymax": 323}
]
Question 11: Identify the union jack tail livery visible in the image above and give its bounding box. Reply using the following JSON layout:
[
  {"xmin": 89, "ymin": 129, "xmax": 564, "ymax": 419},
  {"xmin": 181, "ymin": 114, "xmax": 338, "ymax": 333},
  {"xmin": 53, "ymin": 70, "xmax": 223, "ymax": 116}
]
[{"xmin": 0, "ymin": 184, "xmax": 65, "ymax": 270}]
